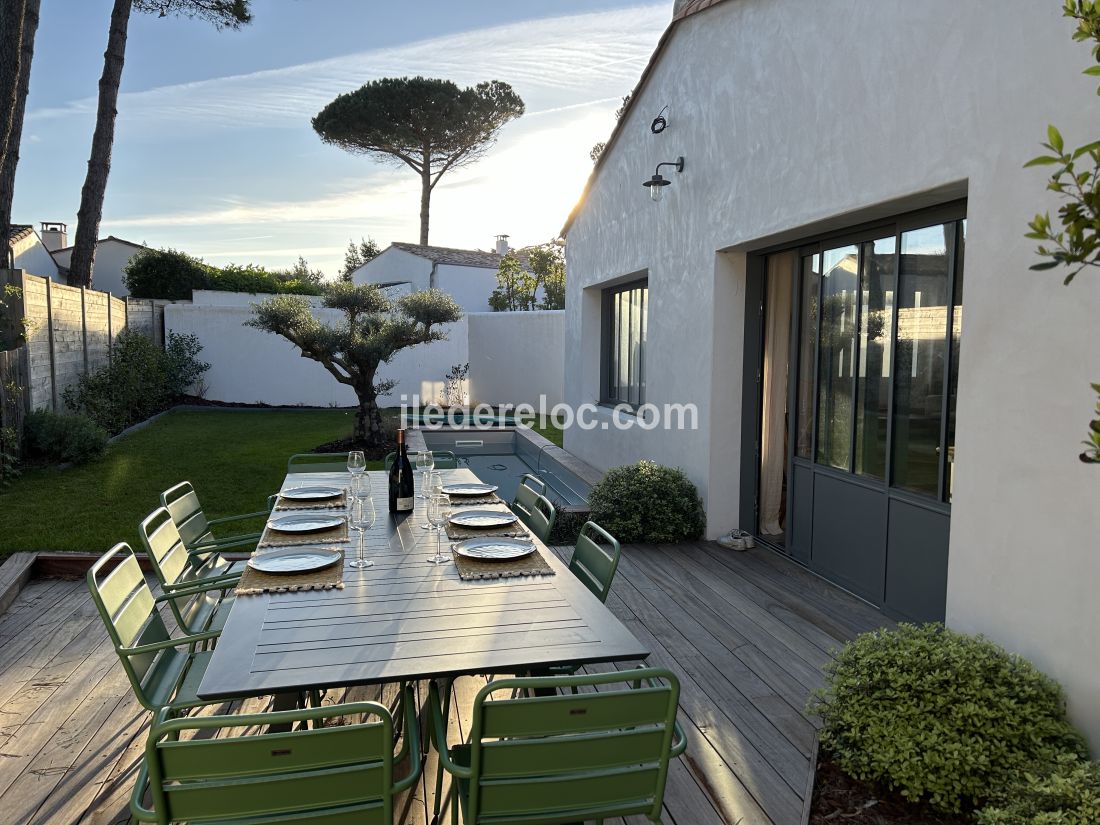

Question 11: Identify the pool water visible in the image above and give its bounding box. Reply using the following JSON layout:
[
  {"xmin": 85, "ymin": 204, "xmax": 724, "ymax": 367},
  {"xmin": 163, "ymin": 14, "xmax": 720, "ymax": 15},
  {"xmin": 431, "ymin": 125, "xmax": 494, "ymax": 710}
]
[{"xmin": 420, "ymin": 429, "xmax": 591, "ymax": 507}]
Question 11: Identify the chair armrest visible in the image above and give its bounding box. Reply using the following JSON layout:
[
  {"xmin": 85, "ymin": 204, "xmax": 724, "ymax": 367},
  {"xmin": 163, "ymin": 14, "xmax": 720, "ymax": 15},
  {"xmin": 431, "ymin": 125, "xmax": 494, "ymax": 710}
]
[
  {"xmin": 392, "ymin": 684, "xmax": 423, "ymax": 794},
  {"xmin": 161, "ymin": 573, "xmax": 240, "ymax": 593},
  {"xmin": 124, "ymin": 629, "xmax": 221, "ymax": 656},
  {"xmin": 428, "ymin": 679, "xmax": 472, "ymax": 779},
  {"xmin": 189, "ymin": 531, "xmax": 261, "ymax": 550},
  {"xmin": 128, "ymin": 758, "xmax": 156, "ymax": 823},
  {"xmin": 155, "ymin": 580, "xmax": 234, "ymax": 602},
  {"xmin": 206, "ymin": 510, "xmax": 269, "ymax": 526},
  {"xmin": 670, "ymin": 718, "xmax": 687, "ymax": 758}
]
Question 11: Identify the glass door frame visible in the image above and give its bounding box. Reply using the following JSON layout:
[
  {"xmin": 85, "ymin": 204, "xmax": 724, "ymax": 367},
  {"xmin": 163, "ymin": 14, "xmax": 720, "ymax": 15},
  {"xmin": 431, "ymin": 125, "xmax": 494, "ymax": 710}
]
[{"xmin": 740, "ymin": 199, "xmax": 967, "ymax": 554}]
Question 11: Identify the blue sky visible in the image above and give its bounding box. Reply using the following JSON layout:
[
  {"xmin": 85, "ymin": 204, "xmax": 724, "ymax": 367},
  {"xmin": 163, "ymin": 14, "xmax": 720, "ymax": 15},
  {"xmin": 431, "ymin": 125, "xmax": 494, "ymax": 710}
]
[{"xmin": 13, "ymin": 0, "xmax": 668, "ymax": 278}]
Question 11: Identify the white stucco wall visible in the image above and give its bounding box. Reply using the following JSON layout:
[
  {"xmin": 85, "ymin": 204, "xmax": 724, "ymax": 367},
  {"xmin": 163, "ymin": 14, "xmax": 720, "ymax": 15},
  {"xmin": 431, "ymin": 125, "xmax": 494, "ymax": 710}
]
[
  {"xmin": 468, "ymin": 311, "xmax": 564, "ymax": 408},
  {"xmin": 352, "ymin": 247, "xmax": 500, "ymax": 312},
  {"xmin": 10, "ymin": 233, "xmax": 59, "ymax": 279},
  {"xmin": 52, "ymin": 239, "xmax": 145, "ymax": 296},
  {"xmin": 564, "ymin": 0, "xmax": 1100, "ymax": 746},
  {"xmin": 435, "ymin": 263, "xmax": 499, "ymax": 313},
  {"xmin": 165, "ymin": 299, "xmax": 468, "ymax": 407},
  {"xmin": 352, "ymin": 247, "xmax": 432, "ymax": 291}
]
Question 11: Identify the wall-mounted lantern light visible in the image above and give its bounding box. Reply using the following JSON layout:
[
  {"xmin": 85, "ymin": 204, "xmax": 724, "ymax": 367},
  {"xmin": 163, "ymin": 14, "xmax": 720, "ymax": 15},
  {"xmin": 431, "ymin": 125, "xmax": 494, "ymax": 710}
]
[{"xmin": 642, "ymin": 156, "xmax": 684, "ymax": 202}]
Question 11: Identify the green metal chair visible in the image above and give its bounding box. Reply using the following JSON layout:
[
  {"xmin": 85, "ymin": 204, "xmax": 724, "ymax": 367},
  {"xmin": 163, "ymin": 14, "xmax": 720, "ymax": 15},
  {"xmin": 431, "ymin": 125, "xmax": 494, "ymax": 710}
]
[
  {"xmin": 130, "ymin": 686, "xmax": 422, "ymax": 825},
  {"xmin": 384, "ymin": 449, "xmax": 459, "ymax": 471},
  {"xmin": 519, "ymin": 490, "xmax": 557, "ymax": 544},
  {"xmin": 139, "ymin": 507, "xmax": 241, "ymax": 635},
  {"xmin": 429, "ymin": 668, "xmax": 686, "ymax": 825},
  {"xmin": 88, "ymin": 543, "xmax": 223, "ymax": 713},
  {"xmin": 569, "ymin": 521, "xmax": 622, "ymax": 603},
  {"xmin": 287, "ymin": 452, "xmax": 349, "ymax": 473},
  {"xmin": 160, "ymin": 481, "xmax": 268, "ymax": 555},
  {"xmin": 511, "ymin": 473, "xmax": 546, "ymax": 517}
]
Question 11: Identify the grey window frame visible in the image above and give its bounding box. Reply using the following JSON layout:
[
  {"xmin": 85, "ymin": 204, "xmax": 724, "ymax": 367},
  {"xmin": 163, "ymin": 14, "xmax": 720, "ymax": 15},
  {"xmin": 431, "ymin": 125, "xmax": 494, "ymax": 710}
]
[{"xmin": 600, "ymin": 278, "xmax": 649, "ymax": 409}]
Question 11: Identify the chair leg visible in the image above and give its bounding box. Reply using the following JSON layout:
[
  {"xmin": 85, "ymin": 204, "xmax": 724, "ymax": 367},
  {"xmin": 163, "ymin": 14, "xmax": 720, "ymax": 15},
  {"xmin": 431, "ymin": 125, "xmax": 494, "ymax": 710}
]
[{"xmin": 432, "ymin": 682, "xmax": 453, "ymax": 820}]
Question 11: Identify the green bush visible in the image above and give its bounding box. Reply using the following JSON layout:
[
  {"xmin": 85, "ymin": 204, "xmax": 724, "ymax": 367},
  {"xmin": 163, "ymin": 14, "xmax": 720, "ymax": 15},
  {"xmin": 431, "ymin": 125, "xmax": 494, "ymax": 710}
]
[
  {"xmin": 808, "ymin": 623, "xmax": 1087, "ymax": 813},
  {"xmin": 24, "ymin": 409, "xmax": 108, "ymax": 465},
  {"xmin": 124, "ymin": 248, "xmax": 216, "ymax": 300},
  {"xmin": 587, "ymin": 460, "xmax": 705, "ymax": 543},
  {"xmin": 977, "ymin": 755, "xmax": 1100, "ymax": 825},
  {"xmin": 0, "ymin": 424, "xmax": 20, "ymax": 488},
  {"xmin": 63, "ymin": 330, "xmax": 210, "ymax": 434},
  {"xmin": 209, "ymin": 263, "xmax": 322, "ymax": 296}
]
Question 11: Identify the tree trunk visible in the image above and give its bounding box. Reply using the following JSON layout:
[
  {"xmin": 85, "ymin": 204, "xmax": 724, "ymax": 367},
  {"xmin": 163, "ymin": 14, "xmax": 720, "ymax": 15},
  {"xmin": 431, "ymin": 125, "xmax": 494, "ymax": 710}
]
[
  {"xmin": 419, "ymin": 155, "xmax": 431, "ymax": 246},
  {"xmin": 0, "ymin": 1, "xmax": 26, "ymax": 185},
  {"xmin": 0, "ymin": 0, "xmax": 40, "ymax": 254},
  {"xmin": 68, "ymin": 0, "xmax": 132, "ymax": 288},
  {"xmin": 354, "ymin": 384, "xmax": 387, "ymax": 450}
]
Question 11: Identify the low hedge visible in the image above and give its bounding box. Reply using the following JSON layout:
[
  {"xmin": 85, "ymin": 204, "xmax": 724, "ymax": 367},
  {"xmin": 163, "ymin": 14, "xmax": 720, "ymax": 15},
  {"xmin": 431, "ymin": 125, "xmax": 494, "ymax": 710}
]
[
  {"xmin": 587, "ymin": 460, "xmax": 705, "ymax": 543},
  {"xmin": 24, "ymin": 409, "xmax": 108, "ymax": 465},
  {"xmin": 808, "ymin": 623, "xmax": 1087, "ymax": 813},
  {"xmin": 977, "ymin": 754, "xmax": 1100, "ymax": 824}
]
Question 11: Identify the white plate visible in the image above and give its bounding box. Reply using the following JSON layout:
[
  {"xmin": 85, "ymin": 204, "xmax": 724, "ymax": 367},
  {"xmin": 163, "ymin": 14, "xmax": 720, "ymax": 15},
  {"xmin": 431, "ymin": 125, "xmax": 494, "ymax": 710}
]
[
  {"xmin": 441, "ymin": 483, "xmax": 499, "ymax": 497},
  {"xmin": 448, "ymin": 509, "xmax": 519, "ymax": 529},
  {"xmin": 248, "ymin": 547, "xmax": 342, "ymax": 574},
  {"xmin": 453, "ymin": 538, "xmax": 536, "ymax": 561},
  {"xmin": 280, "ymin": 486, "xmax": 343, "ymax": 501},
  {"xmin": 267, "ymin": 513, "xmax": 345, "ymax": 534}
]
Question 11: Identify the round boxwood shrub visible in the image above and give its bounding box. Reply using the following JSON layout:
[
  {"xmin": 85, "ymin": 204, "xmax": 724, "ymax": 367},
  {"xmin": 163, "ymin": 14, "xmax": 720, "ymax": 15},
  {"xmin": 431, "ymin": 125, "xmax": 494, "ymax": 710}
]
[
  {"xmin": 977, "ymin": 754, "xmax": 1100, "ymax": 824},
  {"xmin": 24, "ymin": 409, "xmax": 108, "ymax": 465},
  {"xmin": 587, "ymin": 460, "xmax": 705, "ymax": 543},
  {"xmin": 808, "ymin": 623, "xmax": 1087, "ymax": 813}
]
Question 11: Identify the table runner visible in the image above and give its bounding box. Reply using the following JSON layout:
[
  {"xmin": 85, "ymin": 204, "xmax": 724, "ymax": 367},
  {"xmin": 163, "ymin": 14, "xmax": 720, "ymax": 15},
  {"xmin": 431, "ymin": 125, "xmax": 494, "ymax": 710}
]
[
  {"xmin": 451, "ymin": 544, "xmax": 555, "ymax": 580},
  {"xmin": 258, "ymin": 520, "xmax": 348, "ymax": 549},
  {"xmin": 273, "ymin": 492, "xmax": 348, "ymax": 511},
  {"xmin": 446, "ymin": 493, "xmax": 506, "ymax": 507},
  {"xmin": 444, "ymin": 519, "xmax": 530, "ymax": 541}
]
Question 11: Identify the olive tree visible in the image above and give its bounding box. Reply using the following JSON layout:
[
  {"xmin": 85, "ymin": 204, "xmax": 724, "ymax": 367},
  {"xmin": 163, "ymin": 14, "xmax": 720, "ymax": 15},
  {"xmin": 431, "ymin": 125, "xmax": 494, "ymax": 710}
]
[
  {"xmin": 247, "ymin": 283, "xmax": 462, "ymax": 448},
  {"xmin": 312, "ymin": 77, "xmax": 524, "ymax": 245}
]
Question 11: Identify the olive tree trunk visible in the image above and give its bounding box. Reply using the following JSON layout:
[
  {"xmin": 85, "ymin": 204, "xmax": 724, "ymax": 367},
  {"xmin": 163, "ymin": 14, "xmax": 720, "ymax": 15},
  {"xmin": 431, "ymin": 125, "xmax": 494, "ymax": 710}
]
[
  {"xmin": 68, "ymin": 0, "xmax": 133, "ymax": 288},
  {"xmin": 0, "ymin": 0, "xmax": 40, "ymax": 254},
  {"xmin": 353, "ymin": 384, "xmax": 387, "ymax": 450}
]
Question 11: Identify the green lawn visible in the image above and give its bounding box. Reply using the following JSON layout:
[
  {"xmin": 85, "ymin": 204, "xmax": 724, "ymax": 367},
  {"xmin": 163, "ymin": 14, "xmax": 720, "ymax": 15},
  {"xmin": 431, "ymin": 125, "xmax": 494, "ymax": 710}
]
[
  {"xmin": 528, "ymin": 417, "xmax": 565, "ymax": 448},
  {"xmin": 0, "ymin": 409, "xmax": 371, "ymax": 556},
  {"xmin": 0, "ymin": 409, "xmax": 566, "ymax": 556}
]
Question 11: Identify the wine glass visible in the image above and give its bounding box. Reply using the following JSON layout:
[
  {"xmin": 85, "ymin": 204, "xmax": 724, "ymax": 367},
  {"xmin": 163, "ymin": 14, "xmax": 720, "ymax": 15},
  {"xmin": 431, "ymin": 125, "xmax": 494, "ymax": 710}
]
[
  {"xmin": 347, "ymin": 453, "xmax": 369, "ymax": 497},
  {"xmin": 348, "ymin": 494, "xmax": 376, "ymax": 569},
  {"xmin": 422, "ymin": 471, "xmax": 445, "ymax": 529},
  {"xmin": 416, "ymin": 451, "xmax": 435, "ymax": 499},
  {"xmin": 425, "ymin": 492, "xmax": 450, "ymax": 565}
]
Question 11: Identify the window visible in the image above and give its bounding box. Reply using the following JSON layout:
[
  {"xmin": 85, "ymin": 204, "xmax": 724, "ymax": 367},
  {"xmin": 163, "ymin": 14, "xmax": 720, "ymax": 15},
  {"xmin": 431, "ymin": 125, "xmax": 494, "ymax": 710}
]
[{"xmin": 601, "ymin": 279, "xmax": 648, "ymax": 407}]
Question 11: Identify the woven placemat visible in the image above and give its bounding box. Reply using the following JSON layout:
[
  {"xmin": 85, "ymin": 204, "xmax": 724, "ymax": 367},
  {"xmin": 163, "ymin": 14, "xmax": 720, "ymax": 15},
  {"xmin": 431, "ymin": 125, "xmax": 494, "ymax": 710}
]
[
  {"xmin": 451, "ymin": 545, "xmax": 555, "ymax": 581},
  {"xmin": 235, "ymin": 551, "xmax": 345, "ymax": 595},
  {"xmin": 274, "ymin": 492, "xmax": 347, "ymax": 512},
  {"xmin": 447, "ymin": 493, "xmax": 506, "ymax": 507},
  {"xmin": 444, "ymin": 519, "xmax": 529, "ymax": 541},
  {"xmin": 259, "ymin": 520, "xmax": 348, "ymax": 548}
]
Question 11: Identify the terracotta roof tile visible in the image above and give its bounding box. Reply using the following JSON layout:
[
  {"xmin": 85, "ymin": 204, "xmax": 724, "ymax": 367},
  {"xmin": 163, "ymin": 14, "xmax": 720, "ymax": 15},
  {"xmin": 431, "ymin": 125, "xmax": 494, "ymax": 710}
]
[
  {"xmin": 7, "ymin": 224, "xmax": 34, "ymax": 246},
  {"xmin": 389, "ymin": 242, "xmax": 531, "ymax": 270}
]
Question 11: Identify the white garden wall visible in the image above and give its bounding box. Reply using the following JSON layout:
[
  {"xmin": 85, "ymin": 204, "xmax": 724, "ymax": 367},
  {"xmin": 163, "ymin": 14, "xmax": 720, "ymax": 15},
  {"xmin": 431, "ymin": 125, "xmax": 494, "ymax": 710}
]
[{"xmin": 468, "ymin": 311, "xmax": 564, "ymax": 408}]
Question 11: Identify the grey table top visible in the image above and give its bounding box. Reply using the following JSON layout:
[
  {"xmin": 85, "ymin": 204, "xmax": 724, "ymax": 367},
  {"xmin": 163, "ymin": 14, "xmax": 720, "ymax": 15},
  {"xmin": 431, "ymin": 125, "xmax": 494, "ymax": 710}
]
[{"xmin": 197, "ymin": 468, "xmax": 649, "ymax": 699}]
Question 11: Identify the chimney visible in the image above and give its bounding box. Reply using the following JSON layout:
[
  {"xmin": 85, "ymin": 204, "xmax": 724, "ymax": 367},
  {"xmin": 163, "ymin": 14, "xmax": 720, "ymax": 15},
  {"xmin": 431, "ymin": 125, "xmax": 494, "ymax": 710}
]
[
  {"xmin": 494, "ymin": 234, "xmax": 510, "ymax": 256},
  {"xmin": 40, "ymin": 222, "xmax": 68, "ymax": 252}
]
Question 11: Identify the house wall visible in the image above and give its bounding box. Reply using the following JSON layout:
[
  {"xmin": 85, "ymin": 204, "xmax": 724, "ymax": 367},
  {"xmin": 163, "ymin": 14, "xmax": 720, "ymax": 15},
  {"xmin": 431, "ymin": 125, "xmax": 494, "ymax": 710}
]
[
  {"xmin": 164, "ymin": 299, "xmax": 469, "ymax": 407},
  {"xmin": 468, "ymin": 311, "xmax": 564, "ymax": 408},
  {"xmin": 352, "ymin": 248, "xmax": 432, "ymax": 292},
  {"xmin": 435, "ymin": 264, "xmax": 499, "ymax": 312},
  {"xmin": 564, "ymin": 0, "xmax": 1100, "ymax": 746},
  {"xmin": 51, "ymin": 240, "xmax": 144, "ymax": 297},
  {"xmin": 10, "ymin": 234, "xmax": 59, "ymax": 280}
]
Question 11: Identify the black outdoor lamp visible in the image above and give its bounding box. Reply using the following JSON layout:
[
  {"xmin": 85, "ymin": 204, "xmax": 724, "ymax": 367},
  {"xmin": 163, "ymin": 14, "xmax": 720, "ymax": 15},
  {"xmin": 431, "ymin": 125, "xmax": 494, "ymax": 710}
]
[{"xmin": 642, "ymin": 156, "xmax": 684, "ymax": 202}]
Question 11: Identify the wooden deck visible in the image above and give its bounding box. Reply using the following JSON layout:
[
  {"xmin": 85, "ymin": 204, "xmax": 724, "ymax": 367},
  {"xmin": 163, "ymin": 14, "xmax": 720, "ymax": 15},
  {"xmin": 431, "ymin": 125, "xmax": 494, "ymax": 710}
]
[{"xmin": 0, "ymin": 542, "xmax": 890, "ymax": 825}]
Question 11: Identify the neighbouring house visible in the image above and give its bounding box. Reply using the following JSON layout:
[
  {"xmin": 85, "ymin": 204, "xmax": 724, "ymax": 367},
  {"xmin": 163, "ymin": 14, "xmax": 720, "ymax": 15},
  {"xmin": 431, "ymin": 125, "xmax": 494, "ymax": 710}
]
[
  {"xmin": 351, "ymin": 236, "xmax": 531, "ymax": 312},
  {"xmin": 47, "ymin": 225, "xmax": 149, "ymax": 296},
  {"xmin": 6, "ymin": 224, "xmax": 60, "ymax": 279},
  {"xmin": 562, "ymin": 0, "xmax": 1100, "ymax": 746}
]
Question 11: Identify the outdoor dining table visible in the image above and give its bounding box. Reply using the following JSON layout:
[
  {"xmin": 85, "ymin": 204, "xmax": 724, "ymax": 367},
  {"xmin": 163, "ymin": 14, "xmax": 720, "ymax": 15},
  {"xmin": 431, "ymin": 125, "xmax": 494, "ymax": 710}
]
[{"xmin": 196, "ymin": 468, "xmax": 649, "ymax": 700}]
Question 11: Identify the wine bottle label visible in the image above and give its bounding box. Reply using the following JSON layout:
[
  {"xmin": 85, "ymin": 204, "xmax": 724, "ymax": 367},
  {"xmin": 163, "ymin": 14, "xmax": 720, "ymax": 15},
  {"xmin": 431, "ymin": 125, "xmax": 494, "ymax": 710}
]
[{"xmin": 395, "ymin": 496, "xmax": 414, "ymax": 510}]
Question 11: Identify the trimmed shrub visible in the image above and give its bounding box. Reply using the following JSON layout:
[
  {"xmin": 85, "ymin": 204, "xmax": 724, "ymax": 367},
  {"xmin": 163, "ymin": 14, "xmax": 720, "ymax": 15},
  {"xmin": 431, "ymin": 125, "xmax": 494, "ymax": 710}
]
[
  {"xmin": 209, "ymin": 263, "xmax": 322, "ymax": 296},
  {"xmin": 587, "ymin": 460, "xmax": 705, "ymax": 543},
  {"xmin": 24, "ymin": 409, "xmax": 108, "ymax": 465},
  {"xmin": 808, "ymin": 623, "xmax": 1087, "ymax": 813},
  {"xmin": 977, "ymin": 755, "xmax": 1100, "ymax": 825},
  {"xmin": 64, "ymin": 330, "xmax": 210, "ymax": 434},
  {"xmin": 124, "ymin": 248, "xmax": 216, "ymax": 300}
]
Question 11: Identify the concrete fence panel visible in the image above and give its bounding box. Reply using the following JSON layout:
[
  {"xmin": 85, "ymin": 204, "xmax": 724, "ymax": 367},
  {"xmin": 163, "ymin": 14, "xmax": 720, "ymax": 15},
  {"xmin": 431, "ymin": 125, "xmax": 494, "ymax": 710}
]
[{"xmin": 467, "ymin": 310, "xmax": 565, "ymax": 409}]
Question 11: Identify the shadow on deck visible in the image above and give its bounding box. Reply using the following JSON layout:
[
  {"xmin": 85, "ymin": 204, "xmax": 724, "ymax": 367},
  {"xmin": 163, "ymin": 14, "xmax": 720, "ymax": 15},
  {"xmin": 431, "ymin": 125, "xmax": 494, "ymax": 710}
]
[{"xmin": 0, "ymin": 541, "xmax": 890, "ymax": 825}]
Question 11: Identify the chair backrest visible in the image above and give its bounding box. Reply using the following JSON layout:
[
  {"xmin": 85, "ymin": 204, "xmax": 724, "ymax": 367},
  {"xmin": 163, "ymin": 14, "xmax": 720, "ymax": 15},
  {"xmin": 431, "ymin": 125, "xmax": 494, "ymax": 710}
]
[
  {"xmin": 523, "ymin": 492, "xmax": 557, "ymax": 543},
  {"xmin": 160, "ymin": 482, "xmax": 212, "ymax": 549},
  {"xmin": 137, "ymin": 702, "xmax": 403, "ymax": 825},
  {"xmin": 384, "ymin": 449, "xmax": 458, "ymax": 471},
  {"xmin": 287, "ymin": 452, "xmax": 349, "ymax": 474},
  {"xmin": 511, "ymin": 473, "xmax": 546, "ymax": 519},
  {"xmin": 569, "ymin": 521, "xmax": 621, "ymax": 603},
  {"xmin": 139, "ymin": 507, "xmax": 224, "ymax": 633},
  {"xmin": 464, "ymin": 668, "xmax": 681, "ymax": 824},
  {"xmin": 87, "ymin": 543, "xmax": 173, "ymax": 709}
]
